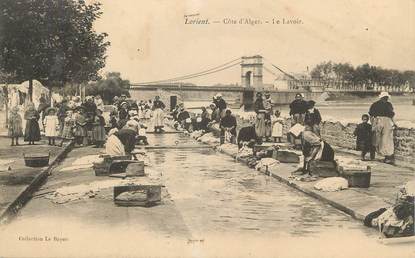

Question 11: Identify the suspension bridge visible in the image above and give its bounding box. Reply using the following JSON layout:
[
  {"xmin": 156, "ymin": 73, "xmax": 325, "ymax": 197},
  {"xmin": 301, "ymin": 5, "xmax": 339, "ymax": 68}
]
[{"xmin": 129, "ymin": 55, "xmax": 411, "ymax": 110}]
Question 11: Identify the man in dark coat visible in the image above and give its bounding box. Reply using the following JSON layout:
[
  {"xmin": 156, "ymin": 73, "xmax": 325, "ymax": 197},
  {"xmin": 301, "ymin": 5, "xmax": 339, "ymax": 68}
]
[
  {"xmin": 213, "ymin": 93, "xmax": 227, "ymax": 118},
  {"xmin": 219, "ymin": 109, "xmax": 237, "ymax": 144},
  {"xmin": 289, "ymin": 93, "xmax": 308, "ymax": 125},
  {"xmin": 304, "ymin": 100, "xmax": 322, "ymax": 136}
]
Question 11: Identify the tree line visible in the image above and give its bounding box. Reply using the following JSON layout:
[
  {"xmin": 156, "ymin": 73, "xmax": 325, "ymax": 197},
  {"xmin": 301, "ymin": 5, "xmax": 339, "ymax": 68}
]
[
  {"xmin": 0, "ymin": 0, "xmax": 110, "ymax": 100},
  {"xmin": 310, "ymin": 61, "xmax": 415, "ymax": 88}
]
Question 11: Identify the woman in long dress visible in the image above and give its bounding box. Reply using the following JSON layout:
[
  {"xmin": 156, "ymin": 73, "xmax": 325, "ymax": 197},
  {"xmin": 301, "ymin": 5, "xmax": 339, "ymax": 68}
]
[
  {"xmin": 369, "ymin": 91, "xmax": 396, "ymax": 164},
  {"xmin": 254, "ymin": 92, "xmax": 266, "ymax": 139},
  {"xmin": 92, "ymin": 108, "xmax": 106, "ymax": 147},
  {"xmin": 24, "ymin": 102, "xmax": 41, "ymax": 145},
  {"xmin": 152, "ymin": 96, "xmax": 166, "ymax": 133}
]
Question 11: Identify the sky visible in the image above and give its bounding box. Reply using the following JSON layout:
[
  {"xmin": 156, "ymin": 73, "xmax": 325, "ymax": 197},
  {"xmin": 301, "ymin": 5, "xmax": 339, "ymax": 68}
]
[{"xmin": 91, "ymin": 0, "xmax": 415, "ymax": 85}]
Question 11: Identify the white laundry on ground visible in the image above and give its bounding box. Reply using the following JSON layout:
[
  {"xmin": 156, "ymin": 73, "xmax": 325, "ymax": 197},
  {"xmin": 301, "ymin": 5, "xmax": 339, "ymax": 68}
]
[
  {"xmin": 255, "ymin": 158, "xmax": 280, "ymax": 171},
  {"xmin": 216, "ymin": 143, "xmax": 237, "ymax": 154},
  {"xmin": 59, "ymin": 155, "xmax": 104, "ymax": 172},
  {"xmin": 314, "ymin": 177, "xmax": 349, "ymax": 192},
  {"xmin": 335, "ymin": 156, "xmax": 370, "ymax": 170},
  {"xmin": 236, "ymin": 146, "xmax": 253, "ymax": 159},
  {"xmin": 197, "ymin": 132, "xmax": 220, "ymax": 144}
]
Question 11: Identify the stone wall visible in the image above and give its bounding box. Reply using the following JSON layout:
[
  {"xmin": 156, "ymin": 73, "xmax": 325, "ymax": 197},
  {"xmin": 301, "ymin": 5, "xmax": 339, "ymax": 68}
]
[{"xmin": 319, "ymin": 120, "xmax": 415, "ymax": 164}]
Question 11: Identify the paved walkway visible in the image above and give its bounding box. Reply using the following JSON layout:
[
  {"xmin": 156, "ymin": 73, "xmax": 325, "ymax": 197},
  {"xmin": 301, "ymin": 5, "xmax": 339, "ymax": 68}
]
[{"xmin": 0, "ymin": 136, "xmax": 65, "ymax": 219}]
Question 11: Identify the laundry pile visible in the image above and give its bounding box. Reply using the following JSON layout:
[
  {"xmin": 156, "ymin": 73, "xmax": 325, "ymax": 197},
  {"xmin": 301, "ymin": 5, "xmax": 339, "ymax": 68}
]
[
  {"xmin": 190, "ymin": 130, "xmax": 204, "ymax": 139},
  {"xmin": 45, "ymin": 176, "xmax": 162, "ymax": 204},
  {"xmin": 197, "ymin": 132, "xmax": 220, "ymax": 144},
  {"xmin": 236, "ymin": 145, "xmax": 253, "ymax": 159},
  {"xmin": 363, "ymin": 180, "xmax": 415, "ymax": 238},
  {"xmin": 255, "ymin": 158, "xmax": 280, "ymax": 171},
  {"xmin": 246, "ymin": 157, "xmax": 259, "ymax": 168},
  {"xmin": 314, "ymin": 177, "xmax": 349, "ymax": 192},
  {"xmin": 132, "ymin": 151, "xmax": 152, "ymax": 166},
  {"xmin": 289, "ymin": 174, "xmax": 318, "ymax": 182},
  {"xmin": 335, "ymin": 156, "xmax": 370, "ymax": 170},
  {"xmin": 216, "ymin": 143, "xmax": 238, "ymax": 154},
  {"xmin": 45, "ymin": 179, "xmax": 123, "ymax": 204},
  {"xmin": 60, "ymin": 155, "xmax": 103, "ymax": 172}
]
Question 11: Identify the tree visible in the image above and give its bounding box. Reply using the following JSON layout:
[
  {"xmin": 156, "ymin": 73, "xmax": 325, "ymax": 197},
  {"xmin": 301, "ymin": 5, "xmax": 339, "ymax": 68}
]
[
  {"xmin": 332, "ymin": 63, "xmax": 354, "ymax": 81},
  {"xmin": 0, "ymin": 0, "xmax": 110, "ymax": 101},
  {"xmin": 86, "ymin": 72, "xmax": 130, "ymax": 104},
  {"xmin": 310, "ymin": 61, "xmax": 334, "ymax": 80}
]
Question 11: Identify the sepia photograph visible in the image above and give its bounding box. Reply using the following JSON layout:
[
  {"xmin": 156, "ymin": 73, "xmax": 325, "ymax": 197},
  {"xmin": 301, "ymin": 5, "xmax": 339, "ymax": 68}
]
[{"xmin": 0, "ymin": 0, "xmax": 414, "ymax": 257}]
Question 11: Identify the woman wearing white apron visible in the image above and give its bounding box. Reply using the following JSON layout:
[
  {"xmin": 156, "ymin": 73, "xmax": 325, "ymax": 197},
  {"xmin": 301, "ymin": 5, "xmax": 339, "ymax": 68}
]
[{"xmin": 152, "ymin": 96, "xmax": 166, "ymax": 133}]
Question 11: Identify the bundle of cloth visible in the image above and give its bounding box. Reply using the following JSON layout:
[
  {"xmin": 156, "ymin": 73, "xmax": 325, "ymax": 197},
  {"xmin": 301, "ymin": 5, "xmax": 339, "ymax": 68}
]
[
  {"xmin": 190, "ymin": 130, "xmax": 204, "ymax": 140},
  {"xmin": 236, "ymin": 143, "xmax": 254, "ymax": 159},
  {"xmin": 314, "ymin": 177, "xmax": 349, "ymax": 192},
  {"xmin": 255, "ymin": 158, "xmax": 280, "ymax": 171},
  {"xmin": 197, "ymin": 132, "xmax": 220, "ymax": 144},
  {"xmin": 216, "ymin": 143, "xmax": 238, "ymax": 154},
  {"xmin": 364, "ymin": 180, "xmax": 414, "ymax": 238}
]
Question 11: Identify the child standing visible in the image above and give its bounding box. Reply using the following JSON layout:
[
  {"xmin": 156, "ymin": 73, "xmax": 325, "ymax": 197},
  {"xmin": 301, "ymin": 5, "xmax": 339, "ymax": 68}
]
[
  {"xmin": 60, "ymin": 110, "xmax": 75, "ymax": 147},
  {"xmin": 92, "ymin": 108, "xmax": 106, "ymax": 147},
  {"xmin": 44, "ymin": 108, "xmax": 59, "ymax": 145},
  {"xmin": 271, "ymin": 110, "xmax": 284, "ymax": 143},
  {"xmin": 8, "ymin": 106, "xmax": 23, "ymax": 146},
  {"xmin": 74, "ymin": 107, "xmax": 88, "ymax": 146},
  {"xmin": 354, "ymin": 114, "xmax": 375, "ymax": 161}
]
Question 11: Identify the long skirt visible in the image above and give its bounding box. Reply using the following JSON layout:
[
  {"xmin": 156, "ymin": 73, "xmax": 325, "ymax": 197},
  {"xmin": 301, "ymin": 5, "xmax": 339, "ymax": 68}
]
[
  {"xmin": 372, "ymin": 116, "xmax": 394, "ymax": 156},
  {"xmin": 105, "ymin": 135, "xmax": 125, "ymax": 156},
  {"xmin": 24, "ymin": 120, "xmax": 41, "ymax": 142},
  {"xmin": 74, "ymin": 125, "xmax": 87, "ymax": 137},
  {"xmin": 272, "ymin": 122, "xmax": 283, "ymax": 138},
  {"xmin": 153, "ymin": 108, "xmax": 164, "ymax": 127},
  {"xmin": 292, "ymin": 113, "xmax": 305, "ymax": 125},
  {"xmin": 255, "ymin": 113, "xmax": 266, "ymax": 137},
  {"xmin": 92, "ymin": 125, "xmax": 106, "ymax": 142},
  {"xmin": 61, "ymin": 125, "xmax": 74, "ymax": 140},
  {"xmin": 8, "ymin": 120, "xmax": 23, "ymax": 137},
  {"xmin": 265, "ymin": 120, "xmax": 272, "ymax": 137}
]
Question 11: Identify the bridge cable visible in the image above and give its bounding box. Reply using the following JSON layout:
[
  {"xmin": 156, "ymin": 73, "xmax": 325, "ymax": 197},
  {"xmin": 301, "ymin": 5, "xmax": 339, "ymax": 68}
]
[
  {"xmin": 263, "ymin": 65, "xmax": 279, "ymax": 77},
  {"xmin": 157, "ymin": 61, "xmax": 242, "ymax": 82},
  {"xmin": 135, "ymin": 57, "xmax": 242, "ymax": 85},
  {"xmin": 263, "ymin": 57, "xmax": 298, "ymax": 81}
]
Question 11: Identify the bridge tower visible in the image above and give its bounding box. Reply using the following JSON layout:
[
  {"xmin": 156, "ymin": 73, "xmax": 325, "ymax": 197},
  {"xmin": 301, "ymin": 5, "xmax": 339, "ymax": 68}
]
[{"xmin": 241, "ymin": 55, "xmax": 263, "ymax": 88}]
